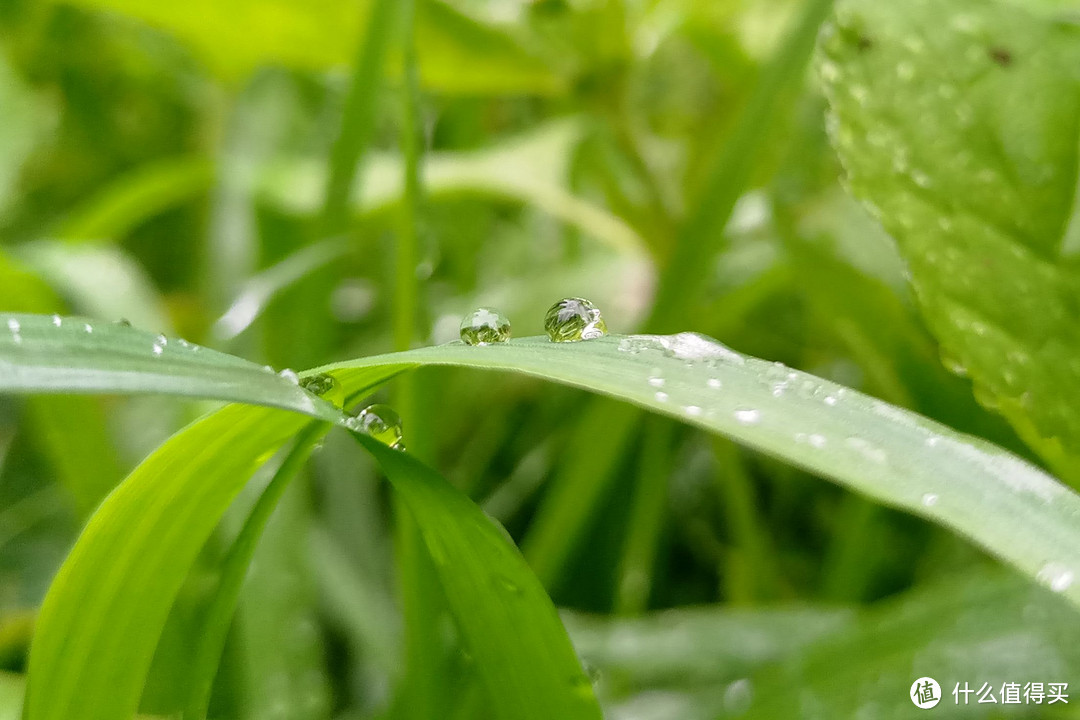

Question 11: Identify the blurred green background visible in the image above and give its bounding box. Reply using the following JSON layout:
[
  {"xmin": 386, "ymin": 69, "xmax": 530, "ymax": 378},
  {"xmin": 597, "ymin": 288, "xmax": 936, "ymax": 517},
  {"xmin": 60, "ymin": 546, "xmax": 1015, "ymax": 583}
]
[{"xmin": 1, "ymin": 0, "xmax": 1079, "ymax": 717}]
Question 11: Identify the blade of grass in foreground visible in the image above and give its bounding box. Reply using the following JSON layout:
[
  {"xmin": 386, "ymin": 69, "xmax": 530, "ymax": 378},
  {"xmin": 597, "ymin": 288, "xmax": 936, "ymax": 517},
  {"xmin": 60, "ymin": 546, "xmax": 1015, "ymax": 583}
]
[
  {"xmin": 353, "ymin": 434, "xmax": 601, "ymax": 720},
  {"xmin": 0, "ymin": 312, "xmax": 340, "ymax": 421},
  {"xmin": 23, "ymin": 405, "xmax": 314, "ymax": 720},
  {"xmin": 316, "ymin": 334, "xmax": 1080, "ymax": 609}
]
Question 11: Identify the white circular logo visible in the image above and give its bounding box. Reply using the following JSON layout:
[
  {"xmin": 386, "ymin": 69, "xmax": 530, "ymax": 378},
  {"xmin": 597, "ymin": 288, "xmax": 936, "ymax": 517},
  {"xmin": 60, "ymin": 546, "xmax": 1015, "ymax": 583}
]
[{"xmin": 911, "ymin": 677, "xmax": 941, "ymax": 709}]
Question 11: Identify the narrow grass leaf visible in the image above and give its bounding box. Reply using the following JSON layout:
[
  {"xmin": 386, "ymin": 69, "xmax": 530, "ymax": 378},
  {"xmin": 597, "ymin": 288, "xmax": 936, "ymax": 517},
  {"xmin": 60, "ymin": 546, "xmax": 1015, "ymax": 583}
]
[
  {"xmin": 352, "ymin": 434, "xmax": 602, "ymax": 720},
  {"xmin": 318, "ymin": 334, "xmax": 1080, "ymax": 609},
  {"xmin": 0, "ymin": 312, "xmax": 340, "ymax": 422}
]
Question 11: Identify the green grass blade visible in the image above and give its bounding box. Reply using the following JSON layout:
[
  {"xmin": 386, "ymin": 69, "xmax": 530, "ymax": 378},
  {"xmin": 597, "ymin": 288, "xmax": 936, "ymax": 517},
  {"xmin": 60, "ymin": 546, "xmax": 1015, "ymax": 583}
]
[
  {"xmin": 317, "ymin": 334, "xmax": 1080, "ymax": 608},
  {"xmin": 352, "ymin": 434, "xmax": 602, "ymax": 720},
  {"xmin": 182, "ymin": 424, "xmax": 328, "ymax": 720},
  {"xmin": 647, "ymin": 0, "xmax": 834, "ymax": 331},
  {"xmin": 11, "ymin": 322, "xmax": 1080, "ymax": 719},
  {"xmin": 0, "ymin": 312, "xmax": 340, "ymax": 422},
  {"xmin": 23, "ymin": 405, "xmax": 314, "ymax": 720}
]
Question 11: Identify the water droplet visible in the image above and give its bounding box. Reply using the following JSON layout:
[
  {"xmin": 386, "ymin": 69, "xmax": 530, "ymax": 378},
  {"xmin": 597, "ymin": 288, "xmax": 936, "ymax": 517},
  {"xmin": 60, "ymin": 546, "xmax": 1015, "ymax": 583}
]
[
  {"xmin": 655, "ymin": 391, "xmax": 669, "ymax": 403},
  {"xmin": 51, "ymin": 314, "xmax": 62, "ymax": 327},
  {"xmin": 684, "ymin": 405, "xmax": 702, "ymax": 417},
  {"xmin": 346, "ymin": 404, "xmax": 404, "ymax": 450},
  {"xmin": 734, "ymin": 408, "xmax": 760, "ymax": 425},
  {"xmin": 496, "ymin": 575, "xmax": 522, "ymax": 595},
  {"xmin": 921, "ymin": 493, "xmax": 939, "ymax": 507},
  {"xmin": 114, "ymin": 318, "xmax": 132, "ymax": 327},
  {"xmin": 7, "ymin": 318, "xmax": 21, "ymax": 341},
  {"xmin": 544, "ymin": 297, "xmax": 607, "ymax": 342},
  {"xmin": 152, "ymin": 343, "xmax": 163, "ymax": 356},
  {"xmin": 925, "ymin": 436, "xmax": 940, "ymax": 447},
  {"xmin": 648, "ymin": 376, "xmax": 665, "ymax": 388},
  {"xmin": 459, "ymin": 307, "xmax": 511, "ymax": 346},
  {"xmin": 808, "ymin": 434, "xmax": 826, "ymax": 448},
  {"xmin": 824, "ymin": 395, "xmax": 838, "ymax": 406},
  {"xmin": 155, "ymin": 334, "xmax": 168, "ymax": 347},
  {"xmin": 708, "ymin": 378, "xmax": 722, "ymax": 389},
  {"xmin": 83, "ymin": 323, "xmax": 93, "ymax": 334},
  {"xmin": 300, "ymin": 373, "xmax": 344, "ymax": 407},
  {"xmin": 845, "ymin": 436, "xmax": 887, "ymax": 464},
  {"xmin": 1037, "ymin": 563, "xmax": 1074, "ymax": 593},
  {"xmin": 278, "ymin": 369, "xmax": 300, "ymax": 385}
]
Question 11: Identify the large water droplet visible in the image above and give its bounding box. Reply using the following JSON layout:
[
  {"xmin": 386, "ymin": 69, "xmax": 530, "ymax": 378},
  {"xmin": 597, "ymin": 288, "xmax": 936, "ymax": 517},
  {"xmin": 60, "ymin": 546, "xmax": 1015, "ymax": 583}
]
[
  {"xmin": 347, "ymin": 404, "xmax": 404, "ymax": 450},
  {"xmin": 460, "ymin": 307, "xmax": 511, "ymax": 346},
  {"xmin": 544, "ymin": 297, "xmax": 607, "ymax": 342},
  {"xmin": 300, "ymin": 373, "xmax": 344, "ymax": 407}
]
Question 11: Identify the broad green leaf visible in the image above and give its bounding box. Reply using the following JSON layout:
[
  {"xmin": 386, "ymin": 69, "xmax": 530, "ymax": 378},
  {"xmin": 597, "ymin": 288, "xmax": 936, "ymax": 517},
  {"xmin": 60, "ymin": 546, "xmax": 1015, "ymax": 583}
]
[
  {"xmin": 0, "ymin": 312, "xmax": 340, "ymax": 422},
  {"xmin": 57, "ymin": 0, "xmax": 560, "ymax": 94},
  {"xmin": 354, "ymin": 434, "xmax": 602, "ymax": 720},
  {"xmin": 818, "ymin": 0, "xmax": 1080, "ymax": 481}
]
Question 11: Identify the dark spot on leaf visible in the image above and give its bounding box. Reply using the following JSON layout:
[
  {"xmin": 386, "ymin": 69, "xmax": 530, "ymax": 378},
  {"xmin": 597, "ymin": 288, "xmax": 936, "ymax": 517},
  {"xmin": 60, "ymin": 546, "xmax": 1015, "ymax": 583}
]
[
  {"xmin": 989, "ymin": 47, "xmax": 1013, "ymax": 67},
  {"xmin": 857, "ymin": 35, "xmax": 873, "ymax": 52}
]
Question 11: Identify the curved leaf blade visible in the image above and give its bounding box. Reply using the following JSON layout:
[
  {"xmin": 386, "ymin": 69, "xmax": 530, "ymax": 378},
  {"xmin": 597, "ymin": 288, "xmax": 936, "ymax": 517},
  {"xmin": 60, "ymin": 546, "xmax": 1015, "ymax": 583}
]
[
  {"xmin": 0, "ymin": 312, "xmax": 339, "ymax": 422},
  {"xmin": 24, "ymin": 405, "xmax": 313, "ymax": 720},
  {"xmin": 355, "ymin": 434, "xmax": 602, "ymax": 720},
  {"xmin": 317, "ymin": 334, "xmax": 1080, "ymax": 608}
]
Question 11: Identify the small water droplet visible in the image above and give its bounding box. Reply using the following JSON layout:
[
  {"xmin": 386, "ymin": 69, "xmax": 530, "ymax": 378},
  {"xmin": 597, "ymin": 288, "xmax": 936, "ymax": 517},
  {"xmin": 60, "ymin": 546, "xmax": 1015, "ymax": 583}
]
[
  {"xmin": 300, "ymin": 373, "xmax": 344, "ymax": 407},
  {"xmin": 707, "ymin": 378, "xmax": 722, "ymax": 389},
  {"xmin": 7, "ymin": 319, "xmax": 22, "ymax": 344},
  {"xmin": 808, "ymin": 433, "xmax": 826, "ymax": 448},
  {"xmin": 734, "ymin": 408, "xmax": 760, "ymax": 425},
  {"xmin": 279, "ymin": 369, "xmax": 300, "ymax": 385},
  {"xmin": 346, "ymin": 404, "xmax": 404, "ymax": 450},
  {"xmin": 155, "ymin": 334, "xmax": 168, "ymax": 347},
  {"xmin": 926, "ymin": 436, "xmax": 940, "ymax": 447},
  {"xmin": 845, "ymin": 436, "xmax": 887, "ymax": 464},
  {"xmin": 114, "ymin": 318, "xmax": 132, "ymax": 327},
  {"xmin": 824, "ymin": 395, "xmax": 838, "ymax": 406},
  {"xmin": 83, "ymin": 323, "xmax": 93, "ymax": 334},
  {"xmin": 496, "ymin": 575, "xmax": 522, "ymax": 595},
  {"xmin": 1037, "ymin": 563, "xmax": 1074, "ymax": 593},
  {"xmin": 655, "ymin": 391, "xmax": 669, "ymax": 403},
  {"xmin": 921, "ymin": 493, "xmax": 939, "ymax": 507},
  {"xmin": 460, "ymin": 307, "xmax": 511, "ymax": 346},
  {"xmin": 51, "ymin": 314, "xmax": 62, "ymax": 327},
  {"xmin": 648, "ymin": 376, "xmax": 665, "ymax": 388},
  {"xmin": 684, "ymin": 405, "xmax": 702, "ymax": 417},
  {"xmin": 544, "ymin": 297, "xmax": 607, "ymax": 342},
  {"xmin": 152, "ymin": 343, "xmax": 163, "ymax": 356}
]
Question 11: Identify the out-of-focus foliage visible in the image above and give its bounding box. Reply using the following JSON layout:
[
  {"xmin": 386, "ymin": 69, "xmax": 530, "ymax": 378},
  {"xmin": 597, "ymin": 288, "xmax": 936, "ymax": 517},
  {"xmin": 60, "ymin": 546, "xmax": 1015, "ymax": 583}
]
[{"xmin": 2, "ymin": 0, "xmax": 1079, "ymax": 717}]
